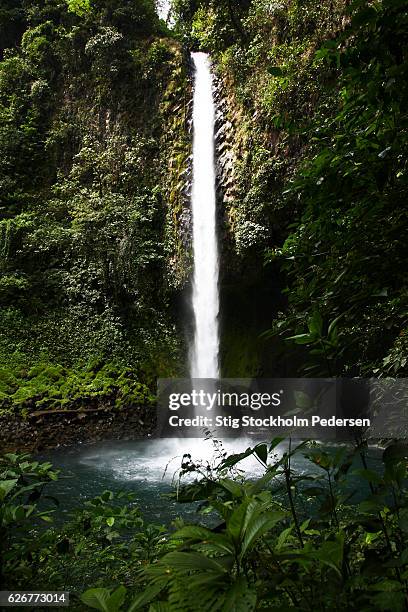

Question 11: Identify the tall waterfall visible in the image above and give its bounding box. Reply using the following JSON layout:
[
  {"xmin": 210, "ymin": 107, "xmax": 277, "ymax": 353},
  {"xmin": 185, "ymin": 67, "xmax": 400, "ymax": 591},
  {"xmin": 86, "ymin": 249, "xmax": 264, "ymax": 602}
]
[{"xmin": 190, "ymin": 52, "xmax": 220, "ymax": 379}]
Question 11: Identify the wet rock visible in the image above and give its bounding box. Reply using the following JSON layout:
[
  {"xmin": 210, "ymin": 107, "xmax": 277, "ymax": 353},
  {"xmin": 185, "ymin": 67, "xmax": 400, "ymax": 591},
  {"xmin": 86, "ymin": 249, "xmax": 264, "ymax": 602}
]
[{"xmin": 0, "ymin": 406, "xmax": 156, "ymax": 453}]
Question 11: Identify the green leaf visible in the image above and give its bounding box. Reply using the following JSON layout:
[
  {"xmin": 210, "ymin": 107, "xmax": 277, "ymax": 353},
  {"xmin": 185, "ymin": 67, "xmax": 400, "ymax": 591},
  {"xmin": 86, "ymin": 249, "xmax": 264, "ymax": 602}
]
[
  {"xmin": 219, "ymin": 479, "xmax": 244, "ymax": 498},
  {"xmin": 312, "ymin": 533, "xmax": 344, "ymax": 575},
  {"xmin": 174, "ymin": 526, "xmax": 234, "ymax": 554},
  {"xmin": 368, "ymin": 592, "xmax": 405, "ymax": 612},
  {"xmin": 160, "ymin": 552, "xmax": 228, "ymax": 574},
  {"xmin": 308, "ymin": 311, "xmax": 323, "ymax": 336},
  {"xmin": 269, "ymin": 437, "xmax": 284, "ymax": 452},
  {"xmin": 219, "ymin": 447, "xmax": 257, "ymax": 470},
  {"xmin": 369, "ymin": 580, "xmax": 403, "ymax": 592},
  {"xmin": 246, "ymin": 471, "xmax": 276, "ymax": 496},
  {"xmin": 40, "ymin": 515, "xmax": 53, "ymax": 522},
  {"xmin": 328, "ymin": 314, "xmax": 343, "ymax": 338},
  {"xmin": 227, "ymin": 501, "xmax": 249, "ymax": 540},
  {"xmin": 12, "ymin": 505, "xmax": 26, "ymax": 522},
  {"xmin": 107, "ymin": 587, "xmax": 126, "ymax": 611},
  {"xmin": 359, "ymin": 495, "xmax": 386, "ymax": 514},
  {"xmin": 106, "ymin": 517, "xmax": 115, "ymax": 527},
  {"xmin": 10, "ymin": 482, "xmax": 44, "ymax": 501},
  {"xmin": 66, "ymin": 0, "xmax": 91, "ymax": 17},
  {"xmin": 286, "ymin": 333, "xmax": 314, "ymax": 345},
  {"xmin": 81, "ymin": 587, "xmax": 126, "ymax": 612},
  {"xmin": 81, "ymin": 589, "xmax": 113, "ymax": 612},
  {"xmin": 275, "ymin": 525, "xmax": 295, "ymax": 551},
  {"xmin": 241, "ymin": 512, "xmax": 286, "ymax": 558},
  {"xmin": 222, "ymin": 577, "xmax": 257, "ymax": 611},
  {"xmin": 254, "ymin": 444, "xmax": 268, "ymax": 465},
  {"xmin": 174, "ymin": 525, "xmax": 213, "ymax": 541},
  {"xmin": 0, "ymin": 479, "xmax": 18, "ymax": 501},
  {"xmin": 128, "ymin": 582, "xmax": 168, "ymax": 612},
  {"xmin": 373, "ymin": 288, "xmax": 388, "ymax": 297},
  {"xmin": 149, "ymin": 604, "xmax": 171, "ymax": 612},
  {"xmin": 101, "ymin": 490, "xmax": 114, "ymax": 502}
]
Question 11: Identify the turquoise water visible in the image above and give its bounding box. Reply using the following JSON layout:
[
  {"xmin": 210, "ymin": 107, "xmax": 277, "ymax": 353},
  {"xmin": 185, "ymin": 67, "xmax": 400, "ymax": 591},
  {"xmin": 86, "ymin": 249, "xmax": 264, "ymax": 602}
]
[
  {"xmin": 38, "ymin": 438, "xmax": 267, "ymax": 523},
  {"xmin": 38, "ymin": 438, "xmax": 384, "ymax": 525}
]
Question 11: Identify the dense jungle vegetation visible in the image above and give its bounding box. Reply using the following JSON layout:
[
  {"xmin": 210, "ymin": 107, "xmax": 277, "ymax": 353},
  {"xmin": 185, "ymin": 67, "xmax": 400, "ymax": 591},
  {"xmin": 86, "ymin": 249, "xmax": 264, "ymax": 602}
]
[
  {"xmin": 0, "ymin": 0, "xmax": 187, "ymax": 414},
  {"xmin": 1, "ymin": 0, "xmax": 408, "ymax": 610},
  {"xmin": 5, "ymin": 440, "xmax": 408, "ymax": 610}
]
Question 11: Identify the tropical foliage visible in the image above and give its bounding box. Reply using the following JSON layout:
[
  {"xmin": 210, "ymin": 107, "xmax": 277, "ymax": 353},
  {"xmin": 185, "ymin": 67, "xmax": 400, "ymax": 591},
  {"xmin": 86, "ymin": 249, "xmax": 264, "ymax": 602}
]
[
  {"xmin": 0, "ymin": 0, "xmax": 185, "ymax": 415},
  {"xmin": 4, "ymin": 441, "xmax": 408, "ymax": 610}
]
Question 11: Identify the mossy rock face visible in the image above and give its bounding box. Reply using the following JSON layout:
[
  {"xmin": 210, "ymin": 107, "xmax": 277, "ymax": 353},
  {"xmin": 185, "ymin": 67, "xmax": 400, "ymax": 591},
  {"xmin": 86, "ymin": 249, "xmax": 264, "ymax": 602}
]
[
  {"xmin": 159, "ymin": 45, "xmax": 193, "ymax": 291},
  {"xmin": 27, "ymin": 364, "xmax": 65, "ymax": 381},
  {"xmin": 0, "ymin": 5, "xmax": 189, "ymax": 389},
  {"xmin": 0, "ymin": 362, "xmax": 156, "ymax": 415},
  {"xmin": 0, "ymin": 368, "xmax": 18, "ymax": 394}
]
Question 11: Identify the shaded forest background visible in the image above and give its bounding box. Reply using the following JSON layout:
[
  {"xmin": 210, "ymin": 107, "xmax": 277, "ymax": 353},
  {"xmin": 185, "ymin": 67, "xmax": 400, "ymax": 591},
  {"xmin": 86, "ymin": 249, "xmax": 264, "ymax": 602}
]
[{"xmin": 0, "ymin": 0, "xmax": 407, "ymax": 416}]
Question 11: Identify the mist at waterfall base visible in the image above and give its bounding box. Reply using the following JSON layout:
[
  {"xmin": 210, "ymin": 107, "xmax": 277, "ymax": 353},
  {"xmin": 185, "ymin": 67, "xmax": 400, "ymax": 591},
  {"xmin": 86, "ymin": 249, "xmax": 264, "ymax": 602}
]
[
  {"xmin": 38, "ymin": 438, "xmax": 278, "ymax": 523},
  {"xmin": 39, "ymin": 439, "xmax": 383, "ymax": 524}
]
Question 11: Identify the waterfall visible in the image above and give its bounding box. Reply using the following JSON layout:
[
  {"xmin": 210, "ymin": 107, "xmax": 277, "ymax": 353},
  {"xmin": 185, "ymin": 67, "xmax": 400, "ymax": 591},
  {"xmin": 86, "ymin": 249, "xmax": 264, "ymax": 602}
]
[
  {"xmin": 157, "ymin": 0, "xmax": 171, "ymax": 22},
  {"xmin": 190, "ymin": 52, "xmax": 220, "ymax": 380}
]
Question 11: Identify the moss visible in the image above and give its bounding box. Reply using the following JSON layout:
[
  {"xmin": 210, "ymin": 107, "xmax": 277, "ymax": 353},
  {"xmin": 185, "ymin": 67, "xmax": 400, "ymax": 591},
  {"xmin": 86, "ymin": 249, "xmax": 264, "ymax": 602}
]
[
  {"xmin": 0, "ymin": 368, "xmax": 18, "ymax": 395},
  {"xmin": 27, "ymin": 364, "xmax": 65, "ymax": 380},
  {"xmin": 0, "ymin": 361, "xmax": 155, "ymax": 415}
]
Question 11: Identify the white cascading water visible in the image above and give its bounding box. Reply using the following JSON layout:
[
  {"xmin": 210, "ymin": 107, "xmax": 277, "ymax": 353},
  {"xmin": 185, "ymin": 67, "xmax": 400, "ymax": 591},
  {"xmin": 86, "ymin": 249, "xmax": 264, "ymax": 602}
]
[{"xmin": 190, "ymin": 52, "xmax": 220, "ymax": 379}]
